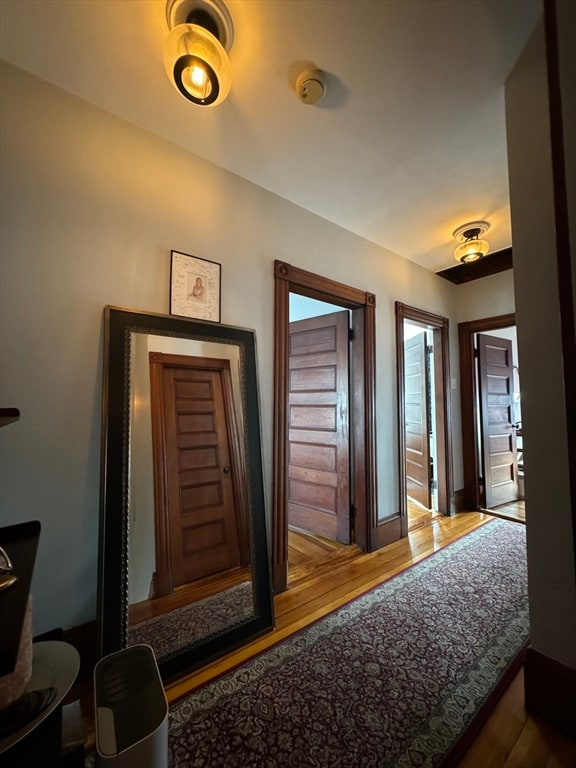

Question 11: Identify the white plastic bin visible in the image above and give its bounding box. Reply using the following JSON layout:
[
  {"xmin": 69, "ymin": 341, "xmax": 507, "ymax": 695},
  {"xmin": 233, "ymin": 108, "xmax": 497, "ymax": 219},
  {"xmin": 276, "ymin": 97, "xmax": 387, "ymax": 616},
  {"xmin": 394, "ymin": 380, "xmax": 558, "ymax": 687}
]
[{"xmin": 93, "ymin": 645, "xmax": 168, "ymax": 768}]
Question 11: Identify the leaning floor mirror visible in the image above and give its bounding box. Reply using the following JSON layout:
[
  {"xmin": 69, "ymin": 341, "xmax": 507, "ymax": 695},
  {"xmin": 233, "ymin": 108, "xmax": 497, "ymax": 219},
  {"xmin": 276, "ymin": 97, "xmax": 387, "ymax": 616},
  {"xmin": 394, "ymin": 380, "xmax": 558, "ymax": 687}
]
[{"xmin": 97, "ymin": 306, "xmax": 274, "ymax": 683}]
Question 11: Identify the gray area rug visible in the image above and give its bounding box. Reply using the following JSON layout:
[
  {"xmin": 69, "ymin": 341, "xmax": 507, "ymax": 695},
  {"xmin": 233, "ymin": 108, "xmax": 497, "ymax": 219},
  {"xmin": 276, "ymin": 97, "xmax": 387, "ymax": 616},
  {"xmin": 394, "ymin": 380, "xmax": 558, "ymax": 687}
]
[{"xmin": 169, "ymin": 519, "xmax": 529, "ymax": 767}]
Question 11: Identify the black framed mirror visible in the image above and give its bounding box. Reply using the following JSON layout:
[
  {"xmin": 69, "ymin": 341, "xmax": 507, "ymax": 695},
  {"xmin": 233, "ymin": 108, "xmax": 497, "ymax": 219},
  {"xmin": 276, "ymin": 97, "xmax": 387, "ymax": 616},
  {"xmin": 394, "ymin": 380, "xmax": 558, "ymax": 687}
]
[{"xmin": 97, "ymin": 306, "xmax": 274, "ymax": 683}]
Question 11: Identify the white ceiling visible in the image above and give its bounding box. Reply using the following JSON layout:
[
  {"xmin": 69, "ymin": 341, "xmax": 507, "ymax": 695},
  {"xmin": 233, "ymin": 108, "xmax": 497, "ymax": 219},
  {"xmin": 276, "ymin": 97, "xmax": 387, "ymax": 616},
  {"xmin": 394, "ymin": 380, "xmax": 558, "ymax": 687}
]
[{"xmin": 0, "ymin": 0, "xmax": 542, "ymax": 273}]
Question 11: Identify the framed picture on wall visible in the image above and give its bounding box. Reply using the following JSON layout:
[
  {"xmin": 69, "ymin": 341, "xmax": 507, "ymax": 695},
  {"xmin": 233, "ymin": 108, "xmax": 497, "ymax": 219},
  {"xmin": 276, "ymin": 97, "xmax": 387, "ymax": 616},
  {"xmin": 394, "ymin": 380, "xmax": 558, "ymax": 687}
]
[{"xmin": 170, "ymin": 250, "xmax": 221, "ymax": 322}]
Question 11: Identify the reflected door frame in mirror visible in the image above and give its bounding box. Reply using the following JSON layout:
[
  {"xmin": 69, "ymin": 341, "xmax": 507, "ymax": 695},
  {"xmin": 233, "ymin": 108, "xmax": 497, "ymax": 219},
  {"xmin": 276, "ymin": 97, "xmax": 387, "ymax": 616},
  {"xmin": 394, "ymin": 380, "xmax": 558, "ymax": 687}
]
[{"xmin": 97, "ymin": 306, "xmax": 274, "ymax": 683}]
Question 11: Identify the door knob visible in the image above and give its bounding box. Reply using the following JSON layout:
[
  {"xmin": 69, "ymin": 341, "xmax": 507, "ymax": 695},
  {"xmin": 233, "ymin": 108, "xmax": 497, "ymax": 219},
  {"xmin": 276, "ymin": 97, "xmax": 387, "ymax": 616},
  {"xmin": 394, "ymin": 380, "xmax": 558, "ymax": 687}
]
[{"xmin": 223, "ymin": 466, "xmax": 230, "ymax": 474}]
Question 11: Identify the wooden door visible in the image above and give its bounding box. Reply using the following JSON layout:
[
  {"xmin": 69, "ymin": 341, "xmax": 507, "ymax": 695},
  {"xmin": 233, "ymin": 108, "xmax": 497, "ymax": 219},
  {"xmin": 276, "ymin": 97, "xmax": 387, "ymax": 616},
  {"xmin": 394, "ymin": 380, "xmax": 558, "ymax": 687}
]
[
  {"xmin": 477, "ymin": 333, "xmax": 518, "ymax": 507},
  {"xmin": 288, "ymin": 311, "xmax": 351, "ymax": 543},
  {"xmin": 404, "ymin": 332, "xmax": 431, "ymax": 509},
  {"xmin": 150, "ymin": 353, "xmax": 248, "ymax": 594}
]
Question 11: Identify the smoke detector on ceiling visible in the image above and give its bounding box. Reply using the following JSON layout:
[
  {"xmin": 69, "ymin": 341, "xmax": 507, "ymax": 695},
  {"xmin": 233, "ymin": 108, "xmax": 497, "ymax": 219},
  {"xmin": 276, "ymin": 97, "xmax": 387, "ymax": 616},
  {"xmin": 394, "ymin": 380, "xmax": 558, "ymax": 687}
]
[{"xmin": 295, "ymin": 68, "xmax": 327, "ymax": 106}]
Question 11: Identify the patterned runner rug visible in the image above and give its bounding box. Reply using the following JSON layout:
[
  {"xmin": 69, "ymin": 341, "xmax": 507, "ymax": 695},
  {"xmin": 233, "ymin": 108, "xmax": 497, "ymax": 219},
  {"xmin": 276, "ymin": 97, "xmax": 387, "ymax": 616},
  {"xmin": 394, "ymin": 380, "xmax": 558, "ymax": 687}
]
[{"xmin": 169, "ymin": 519, "xmax": 529, "ymax": 767}]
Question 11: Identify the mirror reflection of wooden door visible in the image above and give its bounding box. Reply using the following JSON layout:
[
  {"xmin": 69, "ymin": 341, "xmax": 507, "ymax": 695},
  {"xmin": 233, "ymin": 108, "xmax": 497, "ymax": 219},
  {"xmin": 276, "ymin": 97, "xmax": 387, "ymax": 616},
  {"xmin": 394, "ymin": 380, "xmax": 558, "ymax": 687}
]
[
  {"xmin": 404, "ymin": 332, "xmax": 431, "ymax": 509},
  {"xmin": 288, "ymin": 311, "xmax": 351, "ymax": 543},
  {"xmin": 477, "ymin": 333, "xmax": 518, "ymax": 508},
  {"xmin": 149, "ymin": 353, "xmax": 249, "ymax": 596}
]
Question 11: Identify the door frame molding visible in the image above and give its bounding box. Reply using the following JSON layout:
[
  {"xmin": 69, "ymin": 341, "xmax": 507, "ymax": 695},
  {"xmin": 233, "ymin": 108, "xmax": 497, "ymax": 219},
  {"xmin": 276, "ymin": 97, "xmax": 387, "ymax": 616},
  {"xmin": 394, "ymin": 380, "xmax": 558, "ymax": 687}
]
[
  {"xmin": 272, "ymin": 260, "xmax": 377, "ymax": 593},
  {"xmin": 395, "ymin": 302, "xmax": 453, "ymax": 535},
  {"xmin": 458, "ymin": 313, "xmax": 516, "ymax": 511}
]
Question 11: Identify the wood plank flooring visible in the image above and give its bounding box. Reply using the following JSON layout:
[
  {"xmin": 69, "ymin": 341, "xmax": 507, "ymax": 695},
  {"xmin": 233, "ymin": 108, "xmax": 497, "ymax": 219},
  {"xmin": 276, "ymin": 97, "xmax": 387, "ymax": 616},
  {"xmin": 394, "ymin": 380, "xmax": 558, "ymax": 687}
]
[
  {"xmin": 407, "ymin": 497, "xmax": 443, "ymax": 532},
  {"xmin": 166, "ymin": 512, "xmax": 575, "ymax": 767},
  {"xmin": 484, "ymin": 500, "xmax": 526, "ymax": 524},
  {"xmin": 287, "ymin": 527, "xmax": 361, "ymax": 587},
  {"xmin": 457, "ymin": 667, "xmax": 576, "ymax": 767}
]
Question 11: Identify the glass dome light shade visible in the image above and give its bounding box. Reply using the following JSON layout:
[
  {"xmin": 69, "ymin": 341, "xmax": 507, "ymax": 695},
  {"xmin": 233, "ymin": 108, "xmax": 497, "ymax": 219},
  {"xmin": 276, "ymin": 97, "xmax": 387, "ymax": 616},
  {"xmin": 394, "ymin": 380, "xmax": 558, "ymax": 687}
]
[
  {"xmin": 454, "ymin": 238, "xmax": 489, "ymax": 263},
  {"xmin": 164, "ymin": 23, "xmax": 231, "ymax": 106}
]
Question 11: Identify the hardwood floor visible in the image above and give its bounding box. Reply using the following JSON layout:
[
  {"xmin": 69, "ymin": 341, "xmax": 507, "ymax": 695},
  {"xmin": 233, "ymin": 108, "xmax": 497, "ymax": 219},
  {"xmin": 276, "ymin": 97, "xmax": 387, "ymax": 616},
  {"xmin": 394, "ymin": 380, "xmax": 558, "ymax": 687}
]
[
  {"xmin": 407, "ymin": 497, "xmax": 443, "ymax": 532},
  {"xmin": 166, "ymin": 511, "xmax": 575, "ymax": 766},
  {"xmin": 484, "ymin": 499, "xmax": 526, "ymax": 524},
  {"xmin": 457, "ymin": 667, "xmax": 575, "ymax": 767},
  {"xmin": 69, "ymin": 511, "xmax": 573, "ymax": 765},
  {"xmin": 287, "ymin": 527, "xmax": 361, "ymax": 587}
]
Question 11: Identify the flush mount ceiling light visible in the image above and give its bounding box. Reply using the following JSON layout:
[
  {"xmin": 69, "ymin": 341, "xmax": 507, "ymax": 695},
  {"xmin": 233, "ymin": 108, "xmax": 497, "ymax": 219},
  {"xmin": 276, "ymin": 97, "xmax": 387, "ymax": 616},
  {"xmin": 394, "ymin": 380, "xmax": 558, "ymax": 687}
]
[
  {"xmin": 452, "ymin": 221, "xmax": 490, "ymax": 264},
  {"xmin": 164, "ymin": 0, "xmax": 234, "ymax": 107}
]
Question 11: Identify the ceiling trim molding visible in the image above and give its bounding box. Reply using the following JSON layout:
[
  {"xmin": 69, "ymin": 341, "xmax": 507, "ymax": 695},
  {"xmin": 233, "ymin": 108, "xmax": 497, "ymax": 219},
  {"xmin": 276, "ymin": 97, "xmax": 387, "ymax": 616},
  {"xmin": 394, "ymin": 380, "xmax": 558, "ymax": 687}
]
[{"xmin": 436, "ymin": 247, "xmax": 513, "ymax": 284}]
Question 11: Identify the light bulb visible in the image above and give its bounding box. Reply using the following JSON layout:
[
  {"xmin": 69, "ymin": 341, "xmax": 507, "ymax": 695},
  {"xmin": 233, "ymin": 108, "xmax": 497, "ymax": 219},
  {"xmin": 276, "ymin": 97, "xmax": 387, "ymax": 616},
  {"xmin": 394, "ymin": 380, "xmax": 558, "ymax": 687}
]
[
  {"xmin": 191, "ymin": 64, "xmax": 207, "ymax": 88},
  {"xmin": 183, "ymin": 61, "xmax": 212, "ymax": 101}
]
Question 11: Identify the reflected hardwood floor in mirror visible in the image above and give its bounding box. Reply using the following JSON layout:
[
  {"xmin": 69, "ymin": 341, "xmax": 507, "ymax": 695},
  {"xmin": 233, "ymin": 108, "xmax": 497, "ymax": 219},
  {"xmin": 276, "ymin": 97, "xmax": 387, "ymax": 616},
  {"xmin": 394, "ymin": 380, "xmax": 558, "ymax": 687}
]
[{"xmin": 129, "ymin": 565, "xmax": 252, "ymax": 624}]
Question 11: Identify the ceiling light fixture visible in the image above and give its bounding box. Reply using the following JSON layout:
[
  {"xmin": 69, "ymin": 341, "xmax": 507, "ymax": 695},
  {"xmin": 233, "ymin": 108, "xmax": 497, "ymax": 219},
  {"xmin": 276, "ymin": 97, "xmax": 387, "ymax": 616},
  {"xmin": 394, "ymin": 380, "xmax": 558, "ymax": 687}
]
[
  {"xmin": 452, "ymin": 221, "xmax": 490, "ymax": 264},
  {"xmin": 164, "ymin": 0, "xmax": 234, "ymax": 107}
]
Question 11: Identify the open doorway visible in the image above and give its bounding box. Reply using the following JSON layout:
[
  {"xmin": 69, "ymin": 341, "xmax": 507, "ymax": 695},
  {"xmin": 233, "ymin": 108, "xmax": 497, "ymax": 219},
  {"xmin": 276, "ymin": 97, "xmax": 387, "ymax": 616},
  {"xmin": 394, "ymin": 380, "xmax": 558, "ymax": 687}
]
[
  {"xmin": 403, "ymin": 322, "xmax": 441, "ymax": 530},
  {"xmin": 396, "ymin": 302, "xmax": 454, "ymax": 536},
  {"xmin": 286, "ymin": 297, "xmax": 359, "ymax": 585},
  {"xmin": 288, "ymin": 300, "xmax": 351, "ymax": 541},
  {"xmin": 475, "ymin": 327, "xmax": 525, "ymax": 523},
  {"xmin": 272, "ymin": 261, "xmax": 378, "ymax": 594},
  {"xmin": 459, "ymin": 313, "xmax": 525, "ymax": 523}
]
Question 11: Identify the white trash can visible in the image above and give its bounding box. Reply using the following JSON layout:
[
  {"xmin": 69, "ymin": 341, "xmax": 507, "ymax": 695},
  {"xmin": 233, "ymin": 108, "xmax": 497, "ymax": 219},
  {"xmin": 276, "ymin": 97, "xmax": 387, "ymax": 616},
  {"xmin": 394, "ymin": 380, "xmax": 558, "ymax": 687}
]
[{"xmin": 93, "ymin": 645, "xmax": 168, "ymax": 768}]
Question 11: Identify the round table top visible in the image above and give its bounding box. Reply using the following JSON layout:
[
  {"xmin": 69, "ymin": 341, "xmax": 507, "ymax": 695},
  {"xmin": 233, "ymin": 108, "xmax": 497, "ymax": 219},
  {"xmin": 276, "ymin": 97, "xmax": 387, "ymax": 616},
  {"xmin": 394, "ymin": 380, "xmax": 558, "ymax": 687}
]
[{"xmin": 0, "ymin": 640, "xmax": 80, "ymax": 753}]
